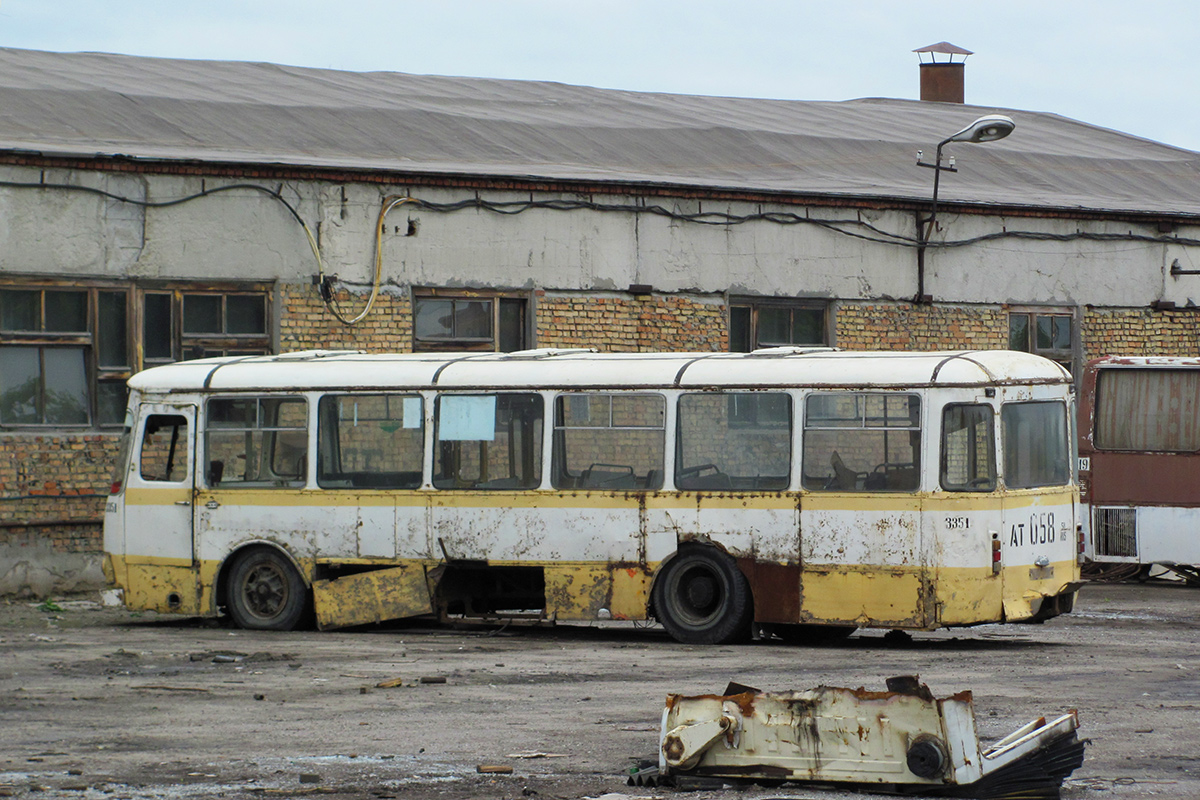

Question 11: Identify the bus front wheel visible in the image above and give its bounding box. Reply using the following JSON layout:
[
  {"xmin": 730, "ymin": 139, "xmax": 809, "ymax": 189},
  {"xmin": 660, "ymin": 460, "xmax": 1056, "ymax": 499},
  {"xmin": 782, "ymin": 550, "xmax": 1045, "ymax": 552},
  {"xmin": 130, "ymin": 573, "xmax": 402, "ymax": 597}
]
[
  {"xmin": 652, "ymin": 547, "xmax": 753, "ymax": 644},
  {"xmin": 226, "ymin": 547, "xmax": 308, "ymax": 631}
]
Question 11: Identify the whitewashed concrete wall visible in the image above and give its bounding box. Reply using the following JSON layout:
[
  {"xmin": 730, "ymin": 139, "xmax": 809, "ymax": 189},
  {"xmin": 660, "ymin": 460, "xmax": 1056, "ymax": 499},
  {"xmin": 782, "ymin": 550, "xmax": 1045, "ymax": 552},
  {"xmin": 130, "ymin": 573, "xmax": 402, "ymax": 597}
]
[{"xmin": 0, "ymin": 164, "xmax": 1192, "ymax": 310}]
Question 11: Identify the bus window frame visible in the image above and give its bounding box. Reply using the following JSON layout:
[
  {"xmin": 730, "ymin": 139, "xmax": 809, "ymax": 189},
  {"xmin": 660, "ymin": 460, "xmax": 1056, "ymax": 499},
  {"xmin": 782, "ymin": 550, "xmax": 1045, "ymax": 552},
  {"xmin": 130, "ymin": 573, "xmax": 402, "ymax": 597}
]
[
  {"xmin": 432, "ymin": 391, "xmax": 544, "ymax": 491},
  {"xmin": 675, "ymin": 390, "xmax": 793, "ymax": 492},
  {"xmin": 940, "ymin": 403, "xmax": 997, "ymax": 492},
  {"xmin": 551, "ymin": 391, "xmax": 666, "ymax": 491},
  {"xmin": 202, "ymin": 394, "xmax": 309, "ymax": 489},
  {"xmin": 1001, "ymin": 399, "xmax": 1071, "ymax": 490},
  {"xmin": 316, "ymin": 393, "xmax": 425, "ymax": 490},
  {"xmin": 801, "ymin": 391, "xmax": 922, "ymax": 492}
]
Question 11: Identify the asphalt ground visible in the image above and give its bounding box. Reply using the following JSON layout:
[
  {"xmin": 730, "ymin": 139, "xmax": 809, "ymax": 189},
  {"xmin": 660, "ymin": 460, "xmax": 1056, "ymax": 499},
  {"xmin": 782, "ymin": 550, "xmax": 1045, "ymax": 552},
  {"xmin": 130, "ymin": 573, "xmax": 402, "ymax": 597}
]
[{"xmin": 1, "ymin": 580, "xmax": 1198, "ymax": 800}]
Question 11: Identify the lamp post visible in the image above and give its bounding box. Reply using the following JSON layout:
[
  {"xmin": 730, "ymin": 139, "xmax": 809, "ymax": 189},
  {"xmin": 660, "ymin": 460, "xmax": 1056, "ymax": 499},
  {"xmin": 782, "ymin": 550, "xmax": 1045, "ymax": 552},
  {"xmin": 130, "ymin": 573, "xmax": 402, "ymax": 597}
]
[{"xmin": 914, "ymin": 114, "xmax": 1015, "ymax": 303}]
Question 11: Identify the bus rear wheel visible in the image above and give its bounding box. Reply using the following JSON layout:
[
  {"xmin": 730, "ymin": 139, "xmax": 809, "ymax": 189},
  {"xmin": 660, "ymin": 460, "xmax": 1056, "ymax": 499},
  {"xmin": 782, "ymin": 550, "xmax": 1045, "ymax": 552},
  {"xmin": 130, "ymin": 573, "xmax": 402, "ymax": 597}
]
[
  {"xmin": 652, "ymin": 547, "xmax": 753, "ymax": 644},
  {"xmin": 226, "ymin": 547, "xmax": 308, "ymax": 631}
]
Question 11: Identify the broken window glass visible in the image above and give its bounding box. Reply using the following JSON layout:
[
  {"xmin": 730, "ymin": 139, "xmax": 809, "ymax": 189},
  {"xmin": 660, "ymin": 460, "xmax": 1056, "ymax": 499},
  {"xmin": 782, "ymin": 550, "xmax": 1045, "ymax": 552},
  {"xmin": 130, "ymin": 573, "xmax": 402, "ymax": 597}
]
[{"xmin": 139, "ymin": 414, "xmax": 189, "ymax": 483}]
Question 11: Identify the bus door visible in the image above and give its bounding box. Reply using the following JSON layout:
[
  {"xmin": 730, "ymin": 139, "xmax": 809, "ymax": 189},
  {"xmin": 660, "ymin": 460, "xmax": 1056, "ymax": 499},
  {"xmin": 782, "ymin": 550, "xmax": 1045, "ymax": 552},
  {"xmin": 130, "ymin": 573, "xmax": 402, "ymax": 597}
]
[
  {"xmin": 935, "ymin": 401, "xmax": 1004, "ymax": 625},
  {"xmin": 121, "ymin": 403, "xmax": 199, "ymax": 614},
  {"xmin": 799, "ymin": 392, "xmax": 928, "ymax": 628},
  {"xmin": 998, "ymin": 397, "xmax": 1077, "ymax": 622}
]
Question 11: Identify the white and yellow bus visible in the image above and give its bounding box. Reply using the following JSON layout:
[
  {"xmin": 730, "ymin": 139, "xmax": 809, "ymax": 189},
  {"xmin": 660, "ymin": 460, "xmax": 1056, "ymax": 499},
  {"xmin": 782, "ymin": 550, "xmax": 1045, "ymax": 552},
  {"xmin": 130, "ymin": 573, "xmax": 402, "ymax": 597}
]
[{"xmin": 102, "ymin": 348, "xmax": 1082, "ymax": 644}]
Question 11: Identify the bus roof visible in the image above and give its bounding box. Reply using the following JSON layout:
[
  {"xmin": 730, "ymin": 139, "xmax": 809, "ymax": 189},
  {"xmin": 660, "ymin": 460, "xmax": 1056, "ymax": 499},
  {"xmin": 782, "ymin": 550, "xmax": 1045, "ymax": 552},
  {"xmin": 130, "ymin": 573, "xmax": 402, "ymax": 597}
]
[
  {"xmin": 1086, "ymin": 355, "xmax": 1200, "ymax": 370},
  {"xmin": 127, "ymin": 349, "xmax": 1071, "ymax": 394}
]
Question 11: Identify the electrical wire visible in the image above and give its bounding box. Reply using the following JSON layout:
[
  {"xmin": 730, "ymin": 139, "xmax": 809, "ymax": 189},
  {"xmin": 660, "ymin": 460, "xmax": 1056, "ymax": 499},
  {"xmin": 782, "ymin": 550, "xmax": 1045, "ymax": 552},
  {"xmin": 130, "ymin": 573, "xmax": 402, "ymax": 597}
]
[
  {"xmin": 323, "ymin": 194, "xmax": 415, "ymax": 326},
  {"xmin": 4, "ymin": 178, "xmax": 1196, "ymax": 328},
  {"xmin": 0, "ymin": 175, "xmax": 331, "ymax": 312},
  {"xmin": 405, "ymin": 196, "xmax": 1200, "ymax": 250}
]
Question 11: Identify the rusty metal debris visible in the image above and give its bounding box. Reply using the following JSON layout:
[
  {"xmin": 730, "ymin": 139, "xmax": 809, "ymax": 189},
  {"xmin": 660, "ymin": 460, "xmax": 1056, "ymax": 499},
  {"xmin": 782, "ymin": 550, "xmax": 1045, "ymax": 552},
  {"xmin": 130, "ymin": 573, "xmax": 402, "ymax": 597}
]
[{"xmin": 648, "ymin": 676, "xmax": 1084, "ymax": 799}]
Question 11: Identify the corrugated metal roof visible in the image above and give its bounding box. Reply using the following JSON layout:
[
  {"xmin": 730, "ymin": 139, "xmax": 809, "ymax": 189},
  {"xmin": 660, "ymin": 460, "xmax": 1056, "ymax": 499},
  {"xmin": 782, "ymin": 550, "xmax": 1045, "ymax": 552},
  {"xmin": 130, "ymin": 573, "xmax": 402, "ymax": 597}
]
[{"xmin": 3, "ymin": 47, "xmax": 1199, "ymax": 217}]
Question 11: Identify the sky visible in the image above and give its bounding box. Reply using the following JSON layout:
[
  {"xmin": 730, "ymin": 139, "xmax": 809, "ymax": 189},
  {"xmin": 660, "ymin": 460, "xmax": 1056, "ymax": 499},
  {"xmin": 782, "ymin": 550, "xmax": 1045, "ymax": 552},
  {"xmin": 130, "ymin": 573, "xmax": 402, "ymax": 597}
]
[{"xmin": 2, "ymin": 0, "xmax": 1199, "ymax": 151}]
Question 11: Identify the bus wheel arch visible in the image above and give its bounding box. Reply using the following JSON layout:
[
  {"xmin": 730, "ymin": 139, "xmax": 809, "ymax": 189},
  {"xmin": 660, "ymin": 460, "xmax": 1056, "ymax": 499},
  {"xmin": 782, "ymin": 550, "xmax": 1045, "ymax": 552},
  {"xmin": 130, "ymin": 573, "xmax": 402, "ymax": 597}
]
[
  {"xmin": 650, "ymin": 544, "xmax": 754, "ymax": 645},
  {"xmin": 219, "ymin": 544, "xmax": 311, "ymax": 631}
]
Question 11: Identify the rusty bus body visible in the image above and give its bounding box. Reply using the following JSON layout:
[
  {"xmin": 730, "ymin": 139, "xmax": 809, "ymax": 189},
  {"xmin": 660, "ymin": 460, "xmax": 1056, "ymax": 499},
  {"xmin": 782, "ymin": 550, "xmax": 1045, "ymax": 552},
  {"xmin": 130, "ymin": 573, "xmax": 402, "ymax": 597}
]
[
  {"xmin": 102, "ymin": 348, "xmax": 1082, "ymax": 644},
  {"xmin": 1079, "ymin": 356, "xmax": 1200, "ymax": 581}
]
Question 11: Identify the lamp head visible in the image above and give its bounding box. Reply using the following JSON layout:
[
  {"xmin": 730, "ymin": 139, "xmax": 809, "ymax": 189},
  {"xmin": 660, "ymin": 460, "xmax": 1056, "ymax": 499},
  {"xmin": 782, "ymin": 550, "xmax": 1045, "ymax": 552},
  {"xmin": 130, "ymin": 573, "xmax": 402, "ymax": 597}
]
[{"xmin": 944, "ymin": 114, "xmax": 1015, "ymax": 145}]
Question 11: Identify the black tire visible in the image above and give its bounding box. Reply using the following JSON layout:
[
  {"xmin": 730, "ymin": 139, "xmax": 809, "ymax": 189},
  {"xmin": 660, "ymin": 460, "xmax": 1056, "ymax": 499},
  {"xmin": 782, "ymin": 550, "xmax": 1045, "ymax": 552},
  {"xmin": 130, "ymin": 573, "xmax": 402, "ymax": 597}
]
[
  {"xmin": 768, "ymin": 623, "xmax": 855, "ymax": 645},
  {"xmin": 652, "ymin": 547, "xmax": 753, "ymax": 644},
  {"xmin": 226, "ymin": 547, "xmax": 309, "ymax": 631}
]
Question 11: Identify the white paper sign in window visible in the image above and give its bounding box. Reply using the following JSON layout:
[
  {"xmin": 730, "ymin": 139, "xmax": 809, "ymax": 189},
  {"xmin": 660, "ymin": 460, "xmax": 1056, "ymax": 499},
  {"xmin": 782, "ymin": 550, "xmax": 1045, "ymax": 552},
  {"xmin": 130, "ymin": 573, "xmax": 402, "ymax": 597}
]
[
  {"xmin": 438, "ymin": 395, "xmax": 496, "ymax": 441},
  {"xmin": 402, "ymin": 397, "xmax": 422, "ymax": 429}
]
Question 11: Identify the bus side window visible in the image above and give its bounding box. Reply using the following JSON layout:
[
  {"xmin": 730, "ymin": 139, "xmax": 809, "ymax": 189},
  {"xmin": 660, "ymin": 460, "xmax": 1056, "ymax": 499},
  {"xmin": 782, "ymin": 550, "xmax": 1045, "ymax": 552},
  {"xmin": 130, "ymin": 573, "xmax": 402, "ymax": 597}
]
[
  {"xmin": 941, "ymin": 404, "xmax": 996, "ymax": 491},
  {"xmin": 205, "ymin": 396, "xmax": 308, "ymax": 487},
  {"xmin": 139, "ymin": 413, "xmax": 188, "ymax": 483},
  {"xmin": 802, "ymin": 393, "xmax": 921, "ymax": 492},
  {"xmin": 434, "ymin": 393, "xmax": 543, "ymax": 490},
  {"xmin": 317, "ymin": 394, "xmax": 424, "ymax": 489},
  {"xmin": 552, "ymin": 393, "xmax": 665, "ymax": 491},
  {"xmin": 676, "ymin": 392, "xmax": 790, "ymax": 491},
  {"xmin": 1002, "ymin": 401, "xmax": 1070, "ymax": 489}
]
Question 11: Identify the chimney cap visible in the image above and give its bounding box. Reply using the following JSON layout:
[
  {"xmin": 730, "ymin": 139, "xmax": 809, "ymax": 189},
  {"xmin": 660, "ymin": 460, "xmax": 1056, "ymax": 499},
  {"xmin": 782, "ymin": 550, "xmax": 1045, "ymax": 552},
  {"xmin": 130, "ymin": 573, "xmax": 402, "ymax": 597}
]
[{"xmin": 914, "ymin": 42, "xmax": 974, "ymax": 62}]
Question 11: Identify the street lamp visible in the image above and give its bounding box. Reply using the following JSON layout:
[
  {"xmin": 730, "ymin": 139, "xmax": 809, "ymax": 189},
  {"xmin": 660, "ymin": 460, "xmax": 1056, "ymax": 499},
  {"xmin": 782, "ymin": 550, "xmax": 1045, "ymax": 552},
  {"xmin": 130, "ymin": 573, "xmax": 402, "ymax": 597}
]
[{"xmin": 914, "ymin": 114, "xmax": 1015, "ymax": 303}]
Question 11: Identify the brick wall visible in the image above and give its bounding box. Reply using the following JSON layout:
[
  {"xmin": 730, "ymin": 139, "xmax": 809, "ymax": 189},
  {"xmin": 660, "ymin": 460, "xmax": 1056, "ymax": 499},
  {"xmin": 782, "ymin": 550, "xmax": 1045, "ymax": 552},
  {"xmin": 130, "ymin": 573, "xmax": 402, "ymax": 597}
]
[
  {"xmin": 0, "ymin": 433, "xmax": 119, "ymax": 595},
  {"xmin": 280, "ymin": 283, "xmax": 414, "ymax": 352},
  {"xmin": 835, "ymin": 302, "xmax": 1008, "ymax": 351},
  {"xmin": 535, "ymin": 294, "xmax": 727, "ymax": 351},
  {"xmin": 1082, "ymin": 308, "xmax": 1200, "ymax": 359}
]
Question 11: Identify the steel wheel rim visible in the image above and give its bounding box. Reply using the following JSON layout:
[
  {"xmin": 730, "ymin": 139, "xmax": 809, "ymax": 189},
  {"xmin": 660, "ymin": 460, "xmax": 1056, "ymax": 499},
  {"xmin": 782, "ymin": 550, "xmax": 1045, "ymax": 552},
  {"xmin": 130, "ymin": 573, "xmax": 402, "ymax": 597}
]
[
  {"xmin": 242, "ymin": 562, "xmax": 289, "ymax": 620},
  {"xmin": 674, "ymin": 563, "xmax": 724, "ymax": 625}
]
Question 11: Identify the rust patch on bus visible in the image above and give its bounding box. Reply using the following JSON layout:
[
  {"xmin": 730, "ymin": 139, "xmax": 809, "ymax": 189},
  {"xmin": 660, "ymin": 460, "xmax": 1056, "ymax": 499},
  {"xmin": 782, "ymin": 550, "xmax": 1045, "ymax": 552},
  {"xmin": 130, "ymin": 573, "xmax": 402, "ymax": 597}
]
[{"xmin": 738, "ymin": 558, "xmax": 801, "ymax": 624}]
